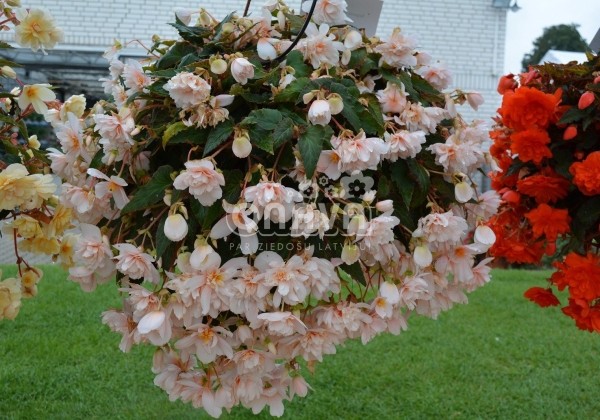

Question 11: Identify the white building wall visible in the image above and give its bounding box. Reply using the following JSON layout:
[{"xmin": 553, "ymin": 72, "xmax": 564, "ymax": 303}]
[{"xmin": 378, "ymin": 0, "xmax": 507, "ymax": 121}]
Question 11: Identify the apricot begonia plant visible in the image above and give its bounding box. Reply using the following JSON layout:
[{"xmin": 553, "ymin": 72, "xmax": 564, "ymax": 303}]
[{"xmin": 9, "ymin": 0, "xmax": 496, "ymax": 416}]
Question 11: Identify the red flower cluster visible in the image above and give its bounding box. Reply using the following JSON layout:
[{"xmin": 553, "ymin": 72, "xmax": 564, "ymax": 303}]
[
  {"xmin": 489, "ymin": 57, "xmax": 600, "ymax": 332},
  {"xmin": 499, "ymin": 86, "xmax": 561, "ymax": 131},
  {"xmin": 553, "ymin": 253, "xmax": 600, "ymax": 332},
  {"xmin": 570, "ymin": 151, "xmax": 600, "ymax": 196}
]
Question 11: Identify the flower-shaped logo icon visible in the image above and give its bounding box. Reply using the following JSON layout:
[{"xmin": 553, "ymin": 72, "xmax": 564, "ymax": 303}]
[{"xmin": 341, "ymin": 173, "xmax": 374, "ymax": 199}]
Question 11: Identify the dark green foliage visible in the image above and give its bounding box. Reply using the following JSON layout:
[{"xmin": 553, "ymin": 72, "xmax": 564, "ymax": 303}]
[
  {"xmin": 203, "ymin": 119, "xmax": 234, "ymax": 156},
  {"xmin": 299, "ymin": 125, "xmax": 333, "ymax": 178},
  {"xmin": 156, "ymin": 42, "xmax": 198, "ymax": 70},
  {"xmin": 121, "ymin": 165, "xmax": 174, "ymax": 214}
]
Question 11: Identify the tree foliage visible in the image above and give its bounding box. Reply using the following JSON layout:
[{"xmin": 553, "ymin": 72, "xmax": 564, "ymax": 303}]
[{"xmin": 521, "ymin": 24, "xmax": 589, "ymax": 71}]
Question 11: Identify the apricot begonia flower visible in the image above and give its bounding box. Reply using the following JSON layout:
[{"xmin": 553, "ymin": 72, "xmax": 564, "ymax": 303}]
[
  {"xmin": 330, "ymin": 130, "xmax": 389, "ymax": 174},
  {"xmin": 230, "ymin": 57, "xmax": 255, "ymax": 85},
  {"xmin": 466, "ymin": 92, "xmax": 485, "ymax": 111},
  {"xmin": 374, "ymin": 27, "xmax": 417, "ymax": 68},
  {"xmin": 377, "ymin": 82, "xmax": 408, "ymax": 114},
  {"xmin": 87, "ymin": 168, "xmax": 129, "ymax": 210},
  {"xmin": 0, "ymin": 277, "xmax": 22, "ymax": 320},
  {"xmin": 123, "ymin": 60, "xmax": 152, "ymax": 95},
  {"xmin": 297, "ymin": 23, "xmax": 344, "ymax": 69},
  {"xmin": 417, "ymin": 61, "xmax": 453, "ymax": 91},
  {"xmin": 173, "ymin": 159, "xmax": 225, "ymax": 206},
  {"xmin": 308, "ymin": 99, "xmax": 332, "ymax": 126},
  {"xmin": 164, "ymin": 214, "xmax": 188, "ymax": 242},
  {"xmin": 210, "ymin": 201, "xmax": 259, "ymax": 255},
  {"xmin": 113, "ymin": 243, "xmax": 160, "ymax": 284},
  {"xmin": 303, "ymin": 0, "xmax": 349, "ymax": 25},
  {"xmin": 0, "ymin": 163, "xmax": 56, "ymax": 211},
  {"xmin": 164, "ymin": 72, "xmax": 211, "ymax": 109},
  {"xmin": 244, "ymin": 181, "xmax": 303, "ymax": 223}
]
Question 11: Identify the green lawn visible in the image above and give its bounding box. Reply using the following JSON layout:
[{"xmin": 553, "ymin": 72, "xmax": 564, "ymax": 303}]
[{"xmin": 1, "ymin": 267, "xmax": 599, "ymax": 419}]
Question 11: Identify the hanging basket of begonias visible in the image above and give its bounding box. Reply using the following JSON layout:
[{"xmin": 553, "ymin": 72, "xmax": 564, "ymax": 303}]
[
  {"xmin": 44, "ymin": 0, "xmax": 497, "ymax": 416},
  {"xmin": 489, "ymin": 54, "xmax": 600, "ymax": 332},
  {"xmin": 0, "ymin": 3, "xmax": 65, "ymax": 320}
]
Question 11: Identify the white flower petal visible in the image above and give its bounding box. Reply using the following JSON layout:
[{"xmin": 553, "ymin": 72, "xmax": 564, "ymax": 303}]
[
  {"xmin": 254, "ymin": 251, "xmax": 283, "ymax": 271},
  {"xmin": 212, "ymin": 94, "xmax": 235, "ymax": 108},
  {"xmin": 414, "ymin": 245, "xmax": 433, "ymax": 267},
  {"xmin": 257, "ymin": 38, "xmax": 277, "ymax": 60},
  {"xmin": 86, "ymin": 167, "xmax": 110, "ymax": 181},
  {"xmin": 474, "ymin": 225, "xmax": 496, "ymax": 246},
  {"xmin": 164, "ymin": 214, "xmax": 188, "ymax": 242},
  {"xmin": 233, "ymin": 136, "xmax": 252, "ymax": 158},
  {"xmin": 380, "ymin": 282, "xmax": 400, "ymax": 304},
  {"xmin": 210, "ymin": 215, "xmax": 234, "ymax": 239},
  {"xmin": 455, "ymin": 182, "xmax": 474, "ymax": 203},
  {"xmin": 137, "ymin": 310, "xmax": 166, "ymax": 334}
]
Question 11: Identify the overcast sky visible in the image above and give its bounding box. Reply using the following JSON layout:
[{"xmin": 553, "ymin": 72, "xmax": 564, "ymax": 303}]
[{"xmin": 504, "ymin": 0, "xmax": 600, "ymax": 73}]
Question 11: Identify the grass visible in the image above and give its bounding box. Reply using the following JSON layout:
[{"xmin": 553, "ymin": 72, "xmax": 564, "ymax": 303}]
[{"xmin": 1, "ymin": 266, "xmax": 600, "ymax": 419}]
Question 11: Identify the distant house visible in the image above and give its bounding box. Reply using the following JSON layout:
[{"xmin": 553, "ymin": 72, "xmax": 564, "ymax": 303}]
[{"xmin": 539, "ymin": 49, "xmax": 588, "ymax": 65}]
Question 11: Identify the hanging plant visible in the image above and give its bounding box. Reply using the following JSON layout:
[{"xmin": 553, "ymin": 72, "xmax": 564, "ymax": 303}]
[
  {"xmin": 489, "ymin": 54, "xmax": 600, "ymax": 332},
  {"xmin": 43, "ymin": 0, "xmax": 496, "ymax": 416}
]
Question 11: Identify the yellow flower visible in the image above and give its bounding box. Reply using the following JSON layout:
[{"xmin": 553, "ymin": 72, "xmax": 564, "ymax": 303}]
[
  {"xmin": 28, "ymin": 135, "xmax": 41, "ymax": 149},
  {"xmin": 20, "ymin": 267, "xmax": 42, "ymax": 288},
  {"xmin": 6, "ymin": 215, "xmax": 42, "ymax": 238},
  {"xmin": 2, "ymin": 171, "xmax": 56, "ymax": 212},
  {"xmin": 60, "ymin": 94, "xmax": 87, "ymax": 120},
  {"xmin": 0, "ymin": 163, "xmax": 38, "ymax": 210},
  {"xmin": 15, "ymin": 8, "xmax": 63, "ymax": 52},
  {"xmin": 26, "ymin": 174, "xmax": 57, "ymax": 209},
  {"xmin": 49, "ymin": 205, "xmax": 74, "ymax": 236},
  {"xmin": 19, "ymin": 236, "xmax": 61, "ymax": 255},
  {"xmin": 0, "ymin": 277, "xmax": 22, "ymax": 320},
  {"xmin": 57, "ymin": 233, "xmax": 77, "ymax": 267},
  {"xmin": 1, "ymin": 65, "xmax": 17, "ymax": 79},
  {"xmin": 21, "ymin": 285, "xmax": 38, "ymax": 299},
  {"xmin": 17, "ymin": 84, "xmax": 56, "ymax": 115}
]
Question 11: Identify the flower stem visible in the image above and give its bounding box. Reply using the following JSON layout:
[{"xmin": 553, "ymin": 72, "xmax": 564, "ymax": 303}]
[{"xmin": 243, "ymin": 0, "xmax": 252, "ymax": 17}]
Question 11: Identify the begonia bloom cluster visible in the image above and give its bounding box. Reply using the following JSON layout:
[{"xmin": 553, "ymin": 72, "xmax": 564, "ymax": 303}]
[
  {"xmin": 45, "ymin": 0, "xmax": 496, "ymax": 416},
  {"xmin": 489, "ymin": 56, "xmax": 600, "ymax": 332}
]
